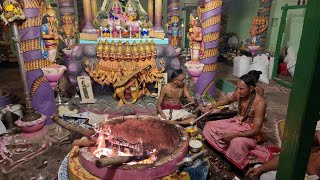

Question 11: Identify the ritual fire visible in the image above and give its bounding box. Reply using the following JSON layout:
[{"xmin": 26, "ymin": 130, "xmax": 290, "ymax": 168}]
[{"xmin": 60, "ymin": 115, "xmax": 189, "ymax": 180}]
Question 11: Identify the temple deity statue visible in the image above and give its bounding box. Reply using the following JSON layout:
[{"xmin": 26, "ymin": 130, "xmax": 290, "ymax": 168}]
[
  {"xmin": 0, "ymin": 0, "xmax": 25, "ymax": 25},
  {"xmin": 132, "ymin": 41, "xmax": 139, "ymax": 61},
  {"xmin": 109, "ymin": 41, "xmax": 116, "ymax": 60},
  {"xmin": 167, "ymin": 16, "xmax": 182, "ymax": 48},
  {"xmin": 103, "ymin": 41, "xmax": 110, "ymax": 61},
  {"xmin": 124, "ymin": 41, "xmax": 132, "ymax": 61},
  {"xmin": 40, "ymin": 5, "xmax": 61, "ymax": 62},
  {"xmin": 59, "ymin": 13, "xmax": 78, "ymax": 49},
  {"xmin": 139, "ymin": 41, "xmax": 146, "ymax": 61},
  {"xmin": 116, "ymin": 41, "xmax": 124, "ymax": 60},
  {"xmin": 97, "ymin": 40, "xmax": 103, "ymax": 59},
  {"xmin": 249, "ymin": 16, "xmax": 268, "ymax": 46},
  {"xmin": 125, "ymin": 0, "xmax": 137, "ymax": 22},
  {"xmin": 187, "ymin": 10, "xmax": 203, "ymax": 61},
  {"xmin": 109, "ymin": 0, "xmax": 124, "ymax": 20},
  {"xmin": 93, "ymin": 0, "xmax": 153, "ymax": 37}
]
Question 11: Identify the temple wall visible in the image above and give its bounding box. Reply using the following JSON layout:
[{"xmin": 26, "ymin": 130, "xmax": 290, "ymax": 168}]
[
  {"xmin": 226, "ymin": 0, "xmax": 305, "ymax": 53},
  {"xmin": 266, "ymin": 0, "xmax": 305, "ymax": 53}
]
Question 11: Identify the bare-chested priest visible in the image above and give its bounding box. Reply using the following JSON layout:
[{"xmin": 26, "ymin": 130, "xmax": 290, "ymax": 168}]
[{"xmin": 157, "ymin": 69, "xmax": 196, "ymax": 125}]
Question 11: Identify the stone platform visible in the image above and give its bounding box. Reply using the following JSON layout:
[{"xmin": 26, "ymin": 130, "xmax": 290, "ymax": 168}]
[{"xmin": 78, "ymin": 95, "xmax": 158, "ymax": 118}]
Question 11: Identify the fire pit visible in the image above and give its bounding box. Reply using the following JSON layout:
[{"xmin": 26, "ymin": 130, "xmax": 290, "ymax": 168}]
[{"xmin": 67, "ymin": 115, "xmax": 189, "ymax": 180}]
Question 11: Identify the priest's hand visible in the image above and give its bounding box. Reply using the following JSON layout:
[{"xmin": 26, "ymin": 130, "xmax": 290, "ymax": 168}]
[{"xmin": 220, "ymin": 133, "xmax": 237, "ymax": 142}]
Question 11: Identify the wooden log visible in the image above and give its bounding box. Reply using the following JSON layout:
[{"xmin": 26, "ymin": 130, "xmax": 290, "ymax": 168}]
[
  {"xmin": 95, "ymin": 156, "xmax": 134, "ymax": 168},
  {"xmin": 72, "ymin": 136, "xmax": 96, "ymax": 147},
  {"xmin": 52, "ymin": 115, "xmax": 95, "ymax": 136},
  {"xmin": 95, "ymin": 152, "xmax": 150, "ymax": 168}
]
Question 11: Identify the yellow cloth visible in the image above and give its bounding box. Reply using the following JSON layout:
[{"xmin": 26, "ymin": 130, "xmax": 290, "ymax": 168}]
[{"xmin": 162, "ymin": 171, "xmax": 190, "ymax": 180}]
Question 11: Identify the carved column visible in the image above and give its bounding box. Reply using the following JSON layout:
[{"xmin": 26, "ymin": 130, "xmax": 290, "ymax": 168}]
[
  {"xmin": 18, "ymin": 0, "xmax": 56, "ymax": 124},
  {"xmin": 167, "ymin": 0, "xmax": 180, "ymax": 21},
  {"xmin": 91, "ymin": 0, "xmax": 98, "ymax": 19},
  {"xmin": 148, "ymin": 0, "xmax": 154, "ymax": 24},
  {"xmin": 257, "ymin": 0, "xmax": 273, "ymax": 50},
  {"xmin": 154, "ymin": 0, "xmax": 163, "ymax": 31},
  {"xmin": 195, "ymin": 0, "xmax": 222, "ymax": 96},
  {"xmin": 82, "ymin": 0, "xmax": 96, "ymax": 33}
]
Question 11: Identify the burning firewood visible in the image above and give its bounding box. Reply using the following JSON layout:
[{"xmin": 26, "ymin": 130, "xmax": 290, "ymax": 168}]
[
  {"xmin": 95, "ymin": 153, "xmax": 150, "ymax": 168},
  {"xmin": 95, "ymin": 156, "xmax": 135, "ymax": 168},
  {"xmin": 72, "ymin": 137, "xmax": 96, "ymax": 147},
  {"xmin": 52, "ymin": 115, "xmax": 95, "ymax": 136}
]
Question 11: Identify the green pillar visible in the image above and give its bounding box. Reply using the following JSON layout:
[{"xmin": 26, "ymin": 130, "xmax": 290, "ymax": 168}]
[{"xmin": 276, "ymin": 0, "xmax": 320, "ymax": 179}]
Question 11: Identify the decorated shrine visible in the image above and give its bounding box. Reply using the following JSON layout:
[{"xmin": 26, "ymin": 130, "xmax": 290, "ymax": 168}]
[
  {"xmin": 85, "ymin": 39, "xmax": 165, "ymax": 105},
  {"xmin": 0, "ymin": 0, "xmax": 318, "ymax": 180}
]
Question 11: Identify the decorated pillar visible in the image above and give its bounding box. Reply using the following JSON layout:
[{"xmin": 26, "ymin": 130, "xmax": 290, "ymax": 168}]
[
  {"xmin": 167, "ymin": 0, "xmax": 180, "ymax": 21},
  {"xmin": 257, "ymin": 0, "xmax": 272, "ymax": 50},
  {"xmin": 58, "ymin": 0, "xmax": 75, "ymax": 16},
  {"xmin": 148, "ymin": 0, "xmax": 154, "ymax": 24},
  {"xmin": 154, "ymin": 0, "xmax": 163, "ymax": 31},
  {"xmin": 195, "ymin": 0, "xmax": 222, "ymax": 96},
  {"xmin": 82, "ymin": 0, "xmax": 96, "ymax": 33},
  {"xmin": 91, "ymin": 0, "xmax": 98, "ymax": 19},
  {"xmin": 19, "ymin": 0, "xmax": 56, "ymax": 124}
]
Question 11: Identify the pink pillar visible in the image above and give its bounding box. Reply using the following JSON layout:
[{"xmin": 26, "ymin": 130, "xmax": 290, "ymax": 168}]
[
  {"xmin": 148, "ymin": 0, "xmax": 154, "ymax": 24},
  {"xmin": 154, "ymin": 0, "xmax": 164, "ymax": 32},
  {"xmin": 82, "ymin": 0, "xmax": 96, "ymax": 33}
]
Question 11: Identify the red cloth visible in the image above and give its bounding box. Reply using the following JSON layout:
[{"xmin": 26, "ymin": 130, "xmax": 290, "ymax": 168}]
[
  {"xmin": 278, "ymin": 63, "xmax": 288, "ymax": 76},
  {"xmin": 203, "ymin": 117, "xmax": 271, "ymax": 169},
  {"xmin": 161, "ymin": 103, "xmax": 183, "ymax": 110}
]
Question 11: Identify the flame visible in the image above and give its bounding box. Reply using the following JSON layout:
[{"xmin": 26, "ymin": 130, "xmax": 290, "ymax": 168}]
[{"xmin": 92, "ymin": 119, "xmax": 157, "ymax": 165}]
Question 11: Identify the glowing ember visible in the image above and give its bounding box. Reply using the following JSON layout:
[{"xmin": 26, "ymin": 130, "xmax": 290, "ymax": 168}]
[{"xmin": 92, "ymin": 115, "xmax": 157, "ymax": 165}]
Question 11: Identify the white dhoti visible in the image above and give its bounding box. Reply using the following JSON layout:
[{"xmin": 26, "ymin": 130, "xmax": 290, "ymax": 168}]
[{"xmin": 161, "ymin": 109, "xmax": 195, "ymax": 121}]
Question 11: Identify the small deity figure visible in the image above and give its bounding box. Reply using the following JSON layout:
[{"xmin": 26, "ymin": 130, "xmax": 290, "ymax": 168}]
[
  {"xmin": 145, "ymin": 40, "xmax": 152, "ymax": 60},
  {"xmin": 125, "ymin": 0, "xmax": 137, "ymax": 22},
  {"xmin": 103, "ymin": 41, "xmax": 110, "ymax": 61},
  {"xmin": 109, "ymin": 0, "xmax": 124, "ymax": 20},
  {"xmin": 109, "ymin": 41, "xmax": 116, "ymax": 60},
  {"xmin": 187, "ymin": 10, "xmax": 204, "ymax": 61},
  {"xmin": 124, "ymin": 42, "xmax": 132, "ymax": 61},
  {"xmin": 130, "ymin": 20, "xmax": 140, "ymax": 37},
  {"xmin": 139, "ymin": 41, "xmax": 146, "ymax": 61},
  {"xmin": 132, "ymin": 41, "xmax": 139, "ymax": 61},
  {"xmin": 0, "ymin": 0, "xmax": 25, "ymax": 25},
  {"xmin": 59, "ymin": 13, "xmax": 78, "ymax": 49},
  {"xmin": 81, "ymin": 80, "xmax": 89, "ymax": 99},
  {"xmin": 249, "ymin": 16, "xmax": 268, "ymax": 46},
  {"xmin": 112, "ymin": 19, "xmax": 122, "ymax": 37},
  {"xmin": 249, "ymin": 27, "xmax": 258, "ymax": 45},
  {"xmin": 116, "ymin": 41, "xmax": 124, "ymax": 60},
  {"xmin": 167, "ymin": 16, "xmax": 182, "ymax": 48},
  {"xmin": 97, "ymin": 40, "xmax": 104, "ymax": 60},
  {"xmin": 40, "ymin": 5, "xmax": 61, "ymax": 62}
]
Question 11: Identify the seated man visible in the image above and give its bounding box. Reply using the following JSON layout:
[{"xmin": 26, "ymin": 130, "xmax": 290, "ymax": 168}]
[
  {"xmin": 246, "ymin": 127, "xmax": 320, "ymax": 180},
  {"xmin": 157, "ymin": 69, "xmax": 196, "ymax": 125},
  {"xmin": 203, "ymin": 73, "xmax": 270, "ymax": 169},
  {"xmin": 248, "ymin": 70, "xmax": 265, "ymax": 96}
]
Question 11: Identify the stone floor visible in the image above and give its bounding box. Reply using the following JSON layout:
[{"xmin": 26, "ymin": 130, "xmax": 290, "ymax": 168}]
[{"xmin": 0, "ymin": 59, "xmax": 291, "ymax": 180}]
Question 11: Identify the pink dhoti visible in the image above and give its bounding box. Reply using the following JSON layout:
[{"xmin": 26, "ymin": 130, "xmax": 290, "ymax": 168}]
[{"xmin": 203, "ymin": 117, "xmax": 271, "ymax": 169}]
